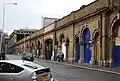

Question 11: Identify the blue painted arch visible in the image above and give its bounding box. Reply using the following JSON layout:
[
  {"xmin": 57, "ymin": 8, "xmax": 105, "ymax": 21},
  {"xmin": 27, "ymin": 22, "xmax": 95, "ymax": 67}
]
[
  {"xmin": 75, "ymin": 36, "xmax": 80, "ymax": 62},
  {"xmin": 111, "ymin": 19, "xmax": 120, "ymax": 67},
  {"xmin": 114, "ymin": 46, "xmax": 120, "ymax": 67},
  {"xmin": 83, "ymin": 28, "xmax": 92, "ymax": 63}
]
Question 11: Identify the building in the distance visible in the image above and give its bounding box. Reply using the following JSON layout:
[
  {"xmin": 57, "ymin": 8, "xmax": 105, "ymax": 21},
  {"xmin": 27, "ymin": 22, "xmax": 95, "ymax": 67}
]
[
  {"xmin": 0, "ymin": 30, "xmax": 8, "ymax": 52},
  {"xmin": 5, "ymin": 37, "xmax": 9, "ymax": 54},
  {"xmin": 41, "ymin": 17, "xmax": 58, "ymax": 27},
  {"xmin": 8, "ymin": 28, "xmax": 38, "ymax": 54}
]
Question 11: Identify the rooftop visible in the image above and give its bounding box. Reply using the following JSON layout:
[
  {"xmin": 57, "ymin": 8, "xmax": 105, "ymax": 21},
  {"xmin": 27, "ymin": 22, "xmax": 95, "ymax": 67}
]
[{"xmin": 18, "ymin": 29, "xmax": 38, "ymax": 32}]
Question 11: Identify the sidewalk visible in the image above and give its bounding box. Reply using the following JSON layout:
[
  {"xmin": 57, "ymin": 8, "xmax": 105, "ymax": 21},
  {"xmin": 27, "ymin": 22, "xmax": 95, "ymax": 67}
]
[{"xmin": 43, "ymin": 60, "xmax": 120, "ymax": 75}]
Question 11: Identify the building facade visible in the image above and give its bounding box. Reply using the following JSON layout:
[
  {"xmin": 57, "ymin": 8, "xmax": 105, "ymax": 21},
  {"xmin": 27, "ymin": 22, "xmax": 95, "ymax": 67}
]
[
  {"xmin": 8, "ymin": 0, "xmax": 120, "ymax": 67},
  {"xmin": 8, "ymin": 29, "xmax": 38, "ymax": 54}
]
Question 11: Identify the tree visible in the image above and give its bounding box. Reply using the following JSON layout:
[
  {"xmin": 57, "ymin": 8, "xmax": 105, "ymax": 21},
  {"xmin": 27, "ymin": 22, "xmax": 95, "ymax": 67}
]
[{"xmin": 117, "ymin": 0, "xmax": 120, "ymax": 13}]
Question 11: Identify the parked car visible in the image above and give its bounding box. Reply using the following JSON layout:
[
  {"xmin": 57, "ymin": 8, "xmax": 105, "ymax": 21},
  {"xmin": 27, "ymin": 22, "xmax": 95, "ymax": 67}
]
[
  {"xmin": 21, "ymin": 53, "xmax": 34, "ymax": 62},
  {"xmin": 0, "ymin": 60, "xmax": 57, "ymax": 81}
]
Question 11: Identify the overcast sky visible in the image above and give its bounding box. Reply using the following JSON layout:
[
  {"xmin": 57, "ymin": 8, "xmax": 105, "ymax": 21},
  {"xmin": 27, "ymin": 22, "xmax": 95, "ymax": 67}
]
[{"xmin": 0, "ymin": 0, "xmax": 95, "ymax": 35}]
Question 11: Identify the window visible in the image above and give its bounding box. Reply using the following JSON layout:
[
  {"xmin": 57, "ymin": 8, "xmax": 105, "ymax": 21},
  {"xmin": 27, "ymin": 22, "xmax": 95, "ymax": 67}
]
[
  {"xmin": 0, "ymin": 62, "xmax": 24, "ymax": 73},
  {"xmin": 23, "ymin": 53, "xmax": 33, "ymax": 57}
]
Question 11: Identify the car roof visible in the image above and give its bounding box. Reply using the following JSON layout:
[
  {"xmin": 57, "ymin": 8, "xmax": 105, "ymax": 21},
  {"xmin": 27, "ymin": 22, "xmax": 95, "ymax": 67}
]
[
  {"xmin": 0, "ymin": 60, "xmax": 32, "ymax": 65},
  {"xmin": 0, "ymin": 60, "xmax": 48, "ymax": 72}
]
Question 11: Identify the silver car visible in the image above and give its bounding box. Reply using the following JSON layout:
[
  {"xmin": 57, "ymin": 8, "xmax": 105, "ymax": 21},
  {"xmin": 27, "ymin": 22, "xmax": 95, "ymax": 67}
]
[{"xmin": 0, "ymin": 60, "xmax": 57, "ymax": 81}]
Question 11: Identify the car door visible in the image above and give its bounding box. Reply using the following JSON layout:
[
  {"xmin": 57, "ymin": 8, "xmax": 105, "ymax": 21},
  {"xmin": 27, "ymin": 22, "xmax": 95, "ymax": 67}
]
[
  {"xmin": 0, "ymin": 62, "xmax": 24, "ymax": 81},
  {"xmin": 0, "ymin": 62, "xmax": 14, "ymax": 81},
  {"xmin": 0, "ymin": 62, "xmax": 7, "ymax": 81}
]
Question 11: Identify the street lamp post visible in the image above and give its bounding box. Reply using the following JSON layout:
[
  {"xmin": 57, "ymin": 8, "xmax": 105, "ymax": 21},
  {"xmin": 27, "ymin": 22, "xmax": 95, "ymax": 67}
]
[{"xmin": 0, "ymin": 3, "xmax": 17, "ymax": 53}]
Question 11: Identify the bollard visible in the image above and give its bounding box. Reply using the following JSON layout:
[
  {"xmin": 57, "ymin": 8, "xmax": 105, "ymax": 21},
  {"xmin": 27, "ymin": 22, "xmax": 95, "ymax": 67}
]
[
  {"xmin": 100, "ymin": 60, "xmax": 103, "ymax": 67},
  {"xmin": 106, "ymin": 60, "xmax": 109, "ymax": 67},
  {"xmin": 78, "ymin": 59, "xmax": 81, "ymax": 63},
  {"xmin": 109, "ymin": 59, "xmax": 112, "ymax": 68},
  {"xmin": 98, "ymin": 60, "xmax": 101, "ymax": 67},
  {"xmin": 89, "ymin": 58, "xmax": 93, "ymax": 67},
  {"xmin": 103, "ymin": 60, "xmax": 106, "ymax": 67}
]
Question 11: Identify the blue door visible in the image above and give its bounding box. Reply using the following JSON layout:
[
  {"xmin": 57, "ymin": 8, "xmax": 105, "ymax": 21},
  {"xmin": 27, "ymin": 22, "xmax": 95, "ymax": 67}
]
[
  {"xmin": 83, "ymin": 28, "xmax": 91, "ymax": 63},
  {"xmin": 114, "ymin": 46, "xmax": 120, "ymax": 67},
  {"xmin": 84, "ymin": 46, "xmax": 91, "ymax": 63},
  {"xmin": 76, "ymin": 41, "xmax": 80, "ymax": 62}
]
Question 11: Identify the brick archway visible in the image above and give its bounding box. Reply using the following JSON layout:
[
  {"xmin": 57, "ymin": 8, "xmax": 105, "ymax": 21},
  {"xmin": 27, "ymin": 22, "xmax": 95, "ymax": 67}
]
[
  {"xmin": 92, "ymin": 29, "xmax": 100, "ymax": 65},
  {"xmin": 65, "ymin": 36, "xmax": 69, "ymax": 61},
  {"xmin": 26, "ymin": 44, "xmax": 29, "ymax": 52},
  {"xmin": 81, "ymin": 25, "xmax": 92, "ymax": 64},
  {"xmin": 31, "ymin": 42, "xmax": 35, "ymax": 53},
  {"xmin": 58, "ymin": 33, "xmax": 65, "ymax": 52},
  {"xmin": 111, "ymin": 18, "xmax": 120, "ymax": 67},
  {"xmin": 45, "ymin": 39, "xmax": 53, "ymax": 60},
  {"xmin": 75, "ymin": 34, "xmax": 80, "ymax": 62}
]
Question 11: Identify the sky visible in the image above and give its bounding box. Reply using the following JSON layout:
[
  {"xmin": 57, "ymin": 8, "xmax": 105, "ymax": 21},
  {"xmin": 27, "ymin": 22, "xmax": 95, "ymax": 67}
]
[{"xmin": 0, "ymin": 0, "xmax": 95, "ymax": 35}]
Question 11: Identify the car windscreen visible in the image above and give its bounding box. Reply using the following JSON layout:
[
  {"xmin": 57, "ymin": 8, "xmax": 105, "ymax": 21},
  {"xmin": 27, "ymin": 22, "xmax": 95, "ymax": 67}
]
[
  {"xmin": 23, "ymin": 63, "xmax": 45, "ymax": 69},
  {"xmin": 24, "ymin": 53, "xmax": 33, "ymax": 57}
]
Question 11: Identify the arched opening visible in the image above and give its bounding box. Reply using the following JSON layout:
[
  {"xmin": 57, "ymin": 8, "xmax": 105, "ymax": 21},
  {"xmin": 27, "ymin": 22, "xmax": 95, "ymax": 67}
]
[
  {"xmin": 37, "ymin": 40, "xmax": 41, "ymax": 58},
  {"xmin": 26, "ymin": 44, "xmax": 29, "ymax": 52},
  {"xmin": 65, "ymin": 37, "xmax": 69, "ymax": 61},
  {"xmin": 75, "ymin": 36, "xmax": 80, "ymax": 62},
  {"xmin": 83, "ymin": 28, "xmax": 92, "ymax": 63},
  {"xmin": 27, "ymin": 44, "xmax": 29, "ymax": 48},
  {"xmin": 45, "ymin": 39, "xmax": 53, "ymax": 60},
  {"xmin": 19, "ymin": 46, "xmax": 21, "ymax": 54},
  {"xmin": 22, "ymin": 46, "xmax": 24, "ymax": 53},
  {"xmin": 112, "ymin": 19, "xmax": 120, "ymax": 67},
  {"xmin": 31, "ymin": 43, "xmax": 35, "ymax": 53},
  {"xmin": 59, "ymin": 33, "xmax": 67, "ymax": 60},
  {"xmin": 59, "ymin": 33, "xmax": 65, "ymax": 43},
  {"xmin": 93, "ymin": 31, "xmax": 100, "ymax": 65},
  {"xmin": 54, "ymin": 39, "xmax": 58, "ymax": 60}
]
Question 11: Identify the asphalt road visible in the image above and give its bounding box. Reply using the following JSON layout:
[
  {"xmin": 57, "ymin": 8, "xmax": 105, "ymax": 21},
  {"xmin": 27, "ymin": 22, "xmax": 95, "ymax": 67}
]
[{"xmin": 7, "ymin": 54, "xmax": 120, "ymax": 81}]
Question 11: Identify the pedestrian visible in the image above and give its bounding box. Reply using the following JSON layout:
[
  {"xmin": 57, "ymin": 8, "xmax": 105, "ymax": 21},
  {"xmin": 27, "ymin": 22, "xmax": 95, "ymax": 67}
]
[
  {"xmin": 59, "ymin": 52, "xmax": 64, "ymax": 62},
  {"xmin": 58, "ymin": 52, "xmax": 63, "ymax": 62},
  {"xmin": 56, "ymin": 52, "xmax": 60, "ymax": 61}
]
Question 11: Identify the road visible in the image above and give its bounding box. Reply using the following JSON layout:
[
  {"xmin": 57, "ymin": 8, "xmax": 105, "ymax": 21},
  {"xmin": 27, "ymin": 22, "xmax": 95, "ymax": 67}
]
[{"xmin": 7, "ymin": 54, "xmax": 120, "ymax": 81}]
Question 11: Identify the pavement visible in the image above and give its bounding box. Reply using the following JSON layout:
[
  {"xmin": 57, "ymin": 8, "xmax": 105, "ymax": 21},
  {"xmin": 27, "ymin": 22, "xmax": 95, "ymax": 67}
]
[{"xmin": 37, "ymin": 59, "xmax": 120, "ymax": 75}]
